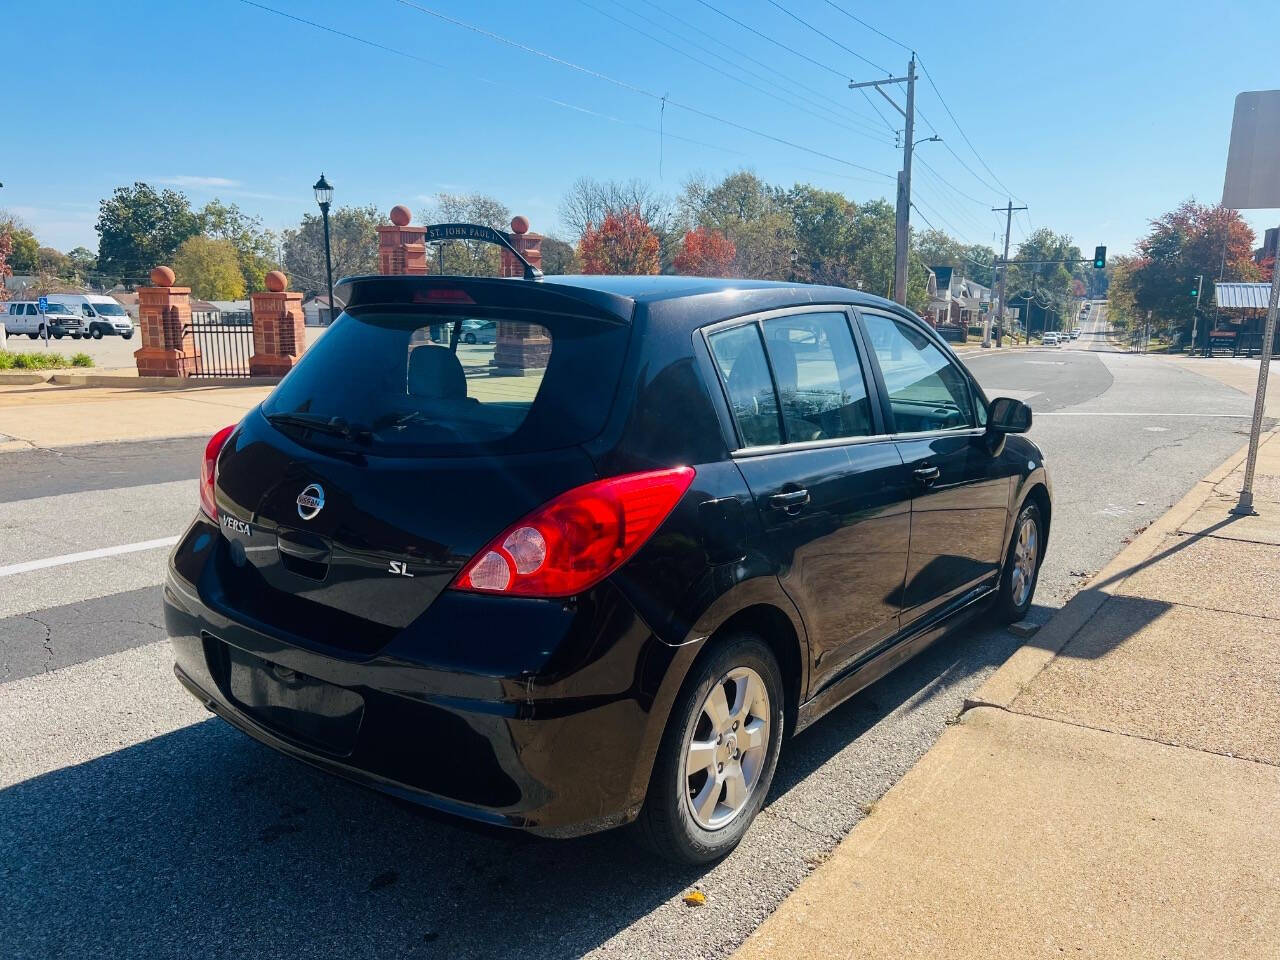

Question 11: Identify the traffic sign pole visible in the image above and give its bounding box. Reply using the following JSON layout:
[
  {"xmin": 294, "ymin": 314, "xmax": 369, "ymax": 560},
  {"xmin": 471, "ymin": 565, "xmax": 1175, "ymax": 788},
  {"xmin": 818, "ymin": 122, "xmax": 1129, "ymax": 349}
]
[{"xmin": 1231, "ymin": 262, "xmax": 1280, "ymax": 515}]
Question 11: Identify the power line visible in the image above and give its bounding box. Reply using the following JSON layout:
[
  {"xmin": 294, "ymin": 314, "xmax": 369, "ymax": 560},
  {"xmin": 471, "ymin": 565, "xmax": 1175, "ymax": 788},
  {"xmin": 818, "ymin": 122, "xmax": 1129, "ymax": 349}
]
[
  {"xmin": 817, "ymin": 0, "xmax": 912, "ymax": 52},
  {"xmin": 392, "ymin": 0, "xmax": 895, "ymax": 178},
  {"xmin": 633, "ymin": 0, "xmax": 886, "ymax": 130},
  {"xmin": 916, "ymin": 55, "xmax": 1021, "ymax": 201},
  {"xmin": 234, "ymin": 0, "xmax": 746, "ymax": 162},
  {"xmin": 760, "ymin": 0, "xmax": 890, "ymax": 75},
  {"xmin": 576, "ymin": 0, "xmax": 893, "ymax": 145},
  {"xmin": 689, "ymin": 0, "xmax": 851, "ymax": 81}
]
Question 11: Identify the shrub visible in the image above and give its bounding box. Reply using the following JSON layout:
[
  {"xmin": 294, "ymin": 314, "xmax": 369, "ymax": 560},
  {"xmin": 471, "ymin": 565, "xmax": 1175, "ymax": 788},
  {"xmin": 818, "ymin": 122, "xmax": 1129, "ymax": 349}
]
[
  {"xmin": 0, "ymin": 350, "xmax": 95, "ymax": 370},
  {"xmin": 70, "ymin": 352, "xmax": 94, "ymax": 367}
]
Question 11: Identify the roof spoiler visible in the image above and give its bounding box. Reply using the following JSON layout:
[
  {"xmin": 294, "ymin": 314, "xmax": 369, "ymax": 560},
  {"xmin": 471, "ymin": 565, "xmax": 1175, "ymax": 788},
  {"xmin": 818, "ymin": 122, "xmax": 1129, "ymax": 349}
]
[{"xmin": 424, "ymin": 223, "xmax": 543, "ymax": 280}]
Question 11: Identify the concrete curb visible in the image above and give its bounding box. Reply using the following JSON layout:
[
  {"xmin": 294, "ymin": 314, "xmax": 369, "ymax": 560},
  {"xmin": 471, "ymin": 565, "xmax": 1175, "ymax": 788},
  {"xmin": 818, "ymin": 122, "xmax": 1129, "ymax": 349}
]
[
  {"xmin": 47, "ymin": 373, "xmax": 282, "ymax": 388},
  {"xmin": 0, "ymin": 372, "xmax": 53, "ymax": 384},
  {"xmin": 964, "ymin": 431, "xmax": 1274, "ymax": 712}
]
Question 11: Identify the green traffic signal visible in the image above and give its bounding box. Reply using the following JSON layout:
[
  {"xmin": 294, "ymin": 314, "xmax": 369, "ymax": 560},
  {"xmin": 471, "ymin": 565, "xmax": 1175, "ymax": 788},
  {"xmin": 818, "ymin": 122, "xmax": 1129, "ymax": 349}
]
[
  {"xmin": 1191, "ymin": 275, "xmax": 1202, "ymax": 298},
  {"xmin": 1190, "ymin": 285, "xmax": 1199, "ymax": 297},
  {"xmin": 1093, "ymin": 245, "xmax": 1107, "ymax": 269}
]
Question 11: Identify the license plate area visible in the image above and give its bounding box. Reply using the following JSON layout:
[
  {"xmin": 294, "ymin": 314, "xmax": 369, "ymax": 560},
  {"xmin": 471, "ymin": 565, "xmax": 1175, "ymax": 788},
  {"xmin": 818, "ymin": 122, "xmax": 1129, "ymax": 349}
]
[{"xmin": 224, "ymin": 645, "xmax": 364, "ymax": 756}]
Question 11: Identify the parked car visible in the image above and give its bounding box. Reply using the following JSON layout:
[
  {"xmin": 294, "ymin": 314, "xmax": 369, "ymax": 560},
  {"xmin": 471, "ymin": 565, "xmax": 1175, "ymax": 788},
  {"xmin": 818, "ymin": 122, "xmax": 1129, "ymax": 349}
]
[
  {"xmin": 1070, "ymin": 328, "xmax": 1081, "ymax": 339},
  {"xmin": 165, "ymin": 269, "xmax": 1051, "ymax": 864},
  {"xmin": 461, "ymin": 318, "xmax": 498, "ymax": 344},
  {"xmin": 1043, "ymin": 332, "xmax": 1060, "ymax": 346},
  {"xmin": 2, "ymin": 300, "xmax": 89, "ymax": 339},
  {"xmin": 54, "ymin": 294, "xmax": 135, "ymax": 339}
]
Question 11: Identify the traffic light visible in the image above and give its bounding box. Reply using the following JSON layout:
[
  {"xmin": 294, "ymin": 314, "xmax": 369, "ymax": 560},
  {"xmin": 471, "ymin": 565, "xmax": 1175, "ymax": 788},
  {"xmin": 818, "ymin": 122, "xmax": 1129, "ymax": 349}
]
[
  {"xmin": 1093, "ymin": 245, "xmax": 1107, "ymax": 269},
  {"xmin": 1191, "ymin": 275, "xmax": 1202, "ymax": 299}
]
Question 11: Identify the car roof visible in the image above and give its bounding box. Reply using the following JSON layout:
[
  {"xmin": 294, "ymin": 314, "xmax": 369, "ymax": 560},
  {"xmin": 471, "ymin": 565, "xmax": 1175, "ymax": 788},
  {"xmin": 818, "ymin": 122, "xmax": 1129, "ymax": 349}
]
[{"xmin": 338, "ymin": 273, "xmax": 909, "ymax": 328}]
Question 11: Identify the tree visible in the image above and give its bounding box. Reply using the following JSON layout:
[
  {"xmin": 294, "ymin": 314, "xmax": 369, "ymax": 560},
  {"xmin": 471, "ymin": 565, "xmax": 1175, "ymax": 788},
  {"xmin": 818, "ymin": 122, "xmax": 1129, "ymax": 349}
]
[
  {"xmin": 420, "ymin": 192, "xmax": 510, "ymax": 276},
  {"xmin": 66, "ymin": 247, "xmax": 98, "ymax": 281},
  {"xmin": 0, "ymin": 227, "xmax": 12, "ymax": 299},
  {"xmin": 95, "ymin": 182, "xmax": 201, "ymax": 282},
  {"xmin": 785, "ymin": 184, "xmax": 853, "ymax": 283},
  {"xmin": 198, "ymin": 199, "xmax": 277, "ymax": 292},
  {"xmin": 680, "ymin": 171, "xmax": 793, "ymax": 279},
  {"xmin": 1126, "ymin": 200, "xmax": 1258, "ymax": 338},
  {"xmin": 3, "ymin": 223, "xmax": 39, "ymax": 275},
  {"xmin": 674, "ymin": 227, "xmax": 736, "ymax": 276},
  {"xmin": 560, "ymin": 177, "xmax": 670, "ymax": 239},
  {"xmin": 36, "ymin": 247, "xmax": 71, "ymax": 278},
  {"xmin": 173, "ymin": 236, "xmax": 247, "ymax": 300},
  {"xmin": 577, "ymin": 209, "xmax": 661, "ymax": 275},
  {"xmin": 280, "ymin": 204, "xmax": 380, "ymax": 294},
  {"xmin": 540, "ymin": 236, "xmax": 579, "ymax": 275},
  {"xmin": 1105, "ymin": 254, "xmax": 1143, "ymax": 332}
]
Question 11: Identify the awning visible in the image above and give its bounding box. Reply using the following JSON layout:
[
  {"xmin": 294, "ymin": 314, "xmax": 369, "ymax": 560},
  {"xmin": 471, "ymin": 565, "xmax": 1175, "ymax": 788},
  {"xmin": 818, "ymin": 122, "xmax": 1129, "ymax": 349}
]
[{"xmin": 1215, "ymin": 282, "xmax": 1272, "ymax": 310}]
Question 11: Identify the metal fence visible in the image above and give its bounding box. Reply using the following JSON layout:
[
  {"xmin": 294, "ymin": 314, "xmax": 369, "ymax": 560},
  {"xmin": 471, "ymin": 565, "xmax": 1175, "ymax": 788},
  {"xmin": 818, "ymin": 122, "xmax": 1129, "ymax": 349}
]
[{"xmin": 182, "ymin": 315, "xmax": 253, "ymax": 377}]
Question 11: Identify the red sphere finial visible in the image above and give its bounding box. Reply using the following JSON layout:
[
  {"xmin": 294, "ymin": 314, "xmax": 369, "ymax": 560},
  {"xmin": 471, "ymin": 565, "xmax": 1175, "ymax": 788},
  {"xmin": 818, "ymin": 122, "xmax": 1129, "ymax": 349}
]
[
  {"xmin": 390, "ymin": 204, "xmax": 412, "ymax": 227},
  {"xmin": 510, "ymin": 215, "xmax": 530, "ymax": 235},
  {"xmin": 265, "ymin": 270, "xmax": 287, "ymax": 293},
  {"xmin": 150, "ymin": 266, "xmax": 175, "ymax": 287}
]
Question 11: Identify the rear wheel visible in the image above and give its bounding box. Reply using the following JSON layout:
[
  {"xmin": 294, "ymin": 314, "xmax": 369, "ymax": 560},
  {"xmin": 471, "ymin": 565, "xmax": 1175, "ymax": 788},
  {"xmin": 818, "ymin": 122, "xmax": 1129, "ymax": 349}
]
[
  {"xmin": 27, "ymin": 332, "xmax": 37, "ymax": 339},
  {"xmin": 464, "ymin": 332, "xmax": 477, "ymax": 344},
  {"xmin": 993, "ymin": 501, "xmax": 1043, "ymax": 623},
  {"xmin": 635, "ymin": 634, "xmax": 784, "ymax": 864}
]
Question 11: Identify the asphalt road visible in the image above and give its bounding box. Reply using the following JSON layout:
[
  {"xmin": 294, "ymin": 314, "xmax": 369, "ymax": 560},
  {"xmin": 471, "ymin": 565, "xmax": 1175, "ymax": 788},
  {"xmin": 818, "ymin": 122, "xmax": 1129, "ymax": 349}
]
[{"xmin": 2, "ymin": 327, "xmax": 1269, "ymax": 960}]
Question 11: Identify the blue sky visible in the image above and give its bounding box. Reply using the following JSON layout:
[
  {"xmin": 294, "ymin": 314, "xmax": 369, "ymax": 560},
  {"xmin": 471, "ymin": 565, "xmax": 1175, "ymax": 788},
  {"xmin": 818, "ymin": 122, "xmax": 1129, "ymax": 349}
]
[{"xmin": 5, "ymin": 0, "xmax": 1276, "ymax": 258}]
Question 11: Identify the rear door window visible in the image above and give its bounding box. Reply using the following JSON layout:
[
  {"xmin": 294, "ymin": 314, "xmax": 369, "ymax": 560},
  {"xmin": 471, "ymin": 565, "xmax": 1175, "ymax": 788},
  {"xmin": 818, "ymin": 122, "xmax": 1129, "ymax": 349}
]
[
  {"xmin": 262, "ymin": 309, "xmax": 628, "ymax": 456},
  {"xmin": 861, "ymin": 312, "xmax": 975, "ymax": 433},
  {"xmin": 761, "ymin": 312, "xmax": 873, "ymax": 442},
  {"xmin": 707, "ymin": 324, "xmax": 782, "ymax": 447}
]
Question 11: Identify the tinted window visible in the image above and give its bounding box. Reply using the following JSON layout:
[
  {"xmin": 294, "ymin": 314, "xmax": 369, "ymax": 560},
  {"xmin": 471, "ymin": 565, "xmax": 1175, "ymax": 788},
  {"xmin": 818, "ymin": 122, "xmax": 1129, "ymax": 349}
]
[
  {"xmin": 862, "ymin": 312, "xmax": 974, "ymax": 432},
  {"xmin": 707, "ymin": 324, "xmax": 781, "ymax": 447},
  {"xmin": 262, "ymin": 309, "xmax": 628, "ymax": 456},
  {"xmin": 762, "ymin": 312, "xmax": 872, "ymax": 441},
  {"xmin": 26, "ymin": 304, "xmax": 37, "ymax": 315}
]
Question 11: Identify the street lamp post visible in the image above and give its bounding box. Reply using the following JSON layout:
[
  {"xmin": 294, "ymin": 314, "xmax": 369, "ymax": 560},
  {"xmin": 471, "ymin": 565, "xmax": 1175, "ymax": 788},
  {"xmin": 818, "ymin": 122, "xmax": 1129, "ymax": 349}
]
[{"xmin": 313, "ymin": 173, "xmax": 335, "ymax": 325}]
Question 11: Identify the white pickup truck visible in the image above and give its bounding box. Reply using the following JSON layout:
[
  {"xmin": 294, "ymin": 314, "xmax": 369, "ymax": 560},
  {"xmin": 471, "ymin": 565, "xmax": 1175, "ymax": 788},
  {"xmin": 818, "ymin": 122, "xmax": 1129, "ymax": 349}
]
[{"xmin": 2, "ymin": 300, "xmax": 90, "ymax": 339}]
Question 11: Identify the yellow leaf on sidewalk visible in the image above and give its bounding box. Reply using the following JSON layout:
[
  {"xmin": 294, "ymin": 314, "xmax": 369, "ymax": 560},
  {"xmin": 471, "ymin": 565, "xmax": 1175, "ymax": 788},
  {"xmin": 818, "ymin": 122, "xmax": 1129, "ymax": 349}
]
[{"xmin": 682, "ymin": 890, "xmax": 706, "ymax": 907}]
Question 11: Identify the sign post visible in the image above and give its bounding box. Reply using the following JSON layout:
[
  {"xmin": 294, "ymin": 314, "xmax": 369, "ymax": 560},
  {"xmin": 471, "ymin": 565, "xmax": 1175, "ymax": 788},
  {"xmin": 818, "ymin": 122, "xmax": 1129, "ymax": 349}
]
[
  {"xmin": 37, "ymin": 295, "xmax": 48, "ymax": 348},
  {"xmin": 1222, "ymin": 89, "xmax": 1280, "ymax": 515}
]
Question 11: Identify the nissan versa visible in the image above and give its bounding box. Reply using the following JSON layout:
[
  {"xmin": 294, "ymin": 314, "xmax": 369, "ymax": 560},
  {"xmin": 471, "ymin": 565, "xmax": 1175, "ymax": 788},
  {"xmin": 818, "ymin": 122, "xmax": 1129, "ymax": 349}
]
[{"xmin": 164, "ymin": 265, "xmax": 1050, "ymax": 863}]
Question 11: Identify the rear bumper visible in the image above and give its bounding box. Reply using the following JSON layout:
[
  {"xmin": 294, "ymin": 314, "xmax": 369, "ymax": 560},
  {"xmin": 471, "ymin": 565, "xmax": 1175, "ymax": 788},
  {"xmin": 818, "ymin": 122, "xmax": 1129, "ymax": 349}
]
[{"xmin": 163, "ymin": 516, "xmax": 697, "ymax": 837}]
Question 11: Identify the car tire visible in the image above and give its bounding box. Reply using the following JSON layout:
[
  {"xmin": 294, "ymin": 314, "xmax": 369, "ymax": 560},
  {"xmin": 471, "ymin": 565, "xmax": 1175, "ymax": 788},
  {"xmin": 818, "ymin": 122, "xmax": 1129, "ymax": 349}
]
[
  {"xmin": 122, "ymin": 332, "xmax": 133, "ymax": 340},
  {"xmin": 635, "ymin": 634, "xmax": 784, "ymax": 864},
  {"xmin": 53, "ymin": 331, "xmax": 64, "ymax": 340},
  {"xmin": 71, "ymin": 332, "xmax": 82, "ymax": 340},
  {"xmin": 992, "ymin": 500, "xmax": 1044, "ymax": 624},
  {"xmin": 464, "ymin": 332, "xmax": 476, "ymax": 344},
  {"xmin": 27, "ymin": 332, "xmax": 38, "ymax": 339},
  {"xmin": 92, "ymin": 326, "xmax": 104, "ymax": 340}
]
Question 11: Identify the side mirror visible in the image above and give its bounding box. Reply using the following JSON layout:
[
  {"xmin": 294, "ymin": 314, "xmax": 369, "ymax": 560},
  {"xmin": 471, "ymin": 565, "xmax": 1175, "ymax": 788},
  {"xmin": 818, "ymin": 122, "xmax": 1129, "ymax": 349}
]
[{"xmin": 988, "ymin": 396, "xmax": 1032, "ymax": 434}]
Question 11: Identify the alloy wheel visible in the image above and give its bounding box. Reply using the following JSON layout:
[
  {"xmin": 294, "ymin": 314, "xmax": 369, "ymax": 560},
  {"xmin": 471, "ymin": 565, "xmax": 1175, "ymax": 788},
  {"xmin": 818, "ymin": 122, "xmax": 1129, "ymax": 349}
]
[
  {"xmin": 683, "ymin": 666, "xmax": 770, "ymax": 830},
  {"xmin": 1011, "ymin": 515, "xmax": 1039, "ymax": 607}
]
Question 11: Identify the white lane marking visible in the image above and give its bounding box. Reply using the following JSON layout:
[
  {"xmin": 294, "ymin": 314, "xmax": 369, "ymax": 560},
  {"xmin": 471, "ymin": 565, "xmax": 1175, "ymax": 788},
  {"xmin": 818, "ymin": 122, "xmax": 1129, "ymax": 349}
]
[{"xmin": 0, "ymin": 537, "xmax": 180, "ymax": 579}]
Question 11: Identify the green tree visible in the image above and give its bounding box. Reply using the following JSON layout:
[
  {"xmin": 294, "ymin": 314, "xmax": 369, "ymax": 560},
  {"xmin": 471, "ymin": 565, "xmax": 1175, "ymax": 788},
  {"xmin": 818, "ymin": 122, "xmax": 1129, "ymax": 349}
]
[
  {"xmin": 3, "ymin": 223, "xmax": 39, "ymax": 275},
  {"xmin": 66, "ymin": 247, "xmax": 98, "ymax": 281},
  {"xmin": 420, "ymin": 192, "xmax": 510, "ymax": 276},
  {"xmin": 36, "ymin": 247, "xmax": 71, "ymax": 278},
  {"xmin": 173, "ymin": 236, "xmax": 246, "ymax": 300},
  {"xmin": 198, "ymin": 199, "xmax": 278, "ymax": 292},
  {"xmin": 680, "ymin": 171, "xmax": 793, "ymax": 279},
  {"xmin": 785, "ymin": 184, "xmax": 853, "ymax": 284},
  {"xmin": 540, "ymin": 236, "xmax": 578, "ymax": 275},
  {"xmin": 280, "ymin": 204, "xmax": 380, "ymax": 295},
  {"xmin": 95, "ymin": 182, "xmax": 201, "ymax": 282}
]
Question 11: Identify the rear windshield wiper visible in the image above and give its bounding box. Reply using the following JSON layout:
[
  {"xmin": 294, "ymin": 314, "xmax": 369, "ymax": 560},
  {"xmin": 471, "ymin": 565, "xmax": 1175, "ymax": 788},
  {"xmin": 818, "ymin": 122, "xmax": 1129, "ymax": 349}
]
[{"xmin": 266, "ymin": 412, "xmax": 371, "ymax": 443}]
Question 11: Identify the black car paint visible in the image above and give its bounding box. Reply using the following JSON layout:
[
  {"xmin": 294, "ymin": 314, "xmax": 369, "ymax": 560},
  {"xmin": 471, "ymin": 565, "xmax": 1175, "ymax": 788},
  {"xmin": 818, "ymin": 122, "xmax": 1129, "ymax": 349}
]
[{"xmin": 165, "ymin": 273, "xmax": 1050, "ymax": 837}]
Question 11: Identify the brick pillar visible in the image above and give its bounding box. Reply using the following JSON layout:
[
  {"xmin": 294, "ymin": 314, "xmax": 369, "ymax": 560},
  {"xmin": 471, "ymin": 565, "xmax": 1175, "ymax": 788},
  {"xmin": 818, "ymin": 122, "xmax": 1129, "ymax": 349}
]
[
  {"xmin": 494, "ymin": 216, "xmax": 550, "ymax": 376},
  {"xmin": 134, "ymin": 266, "xmax": 198, "ymax": 377},
  {"xmin": 249, "ymin": 270, "xmax": 306, "ymax": 378},
  {"xmin": 378, "ymin": 204, "xmax": 428, "ymax": 275}
]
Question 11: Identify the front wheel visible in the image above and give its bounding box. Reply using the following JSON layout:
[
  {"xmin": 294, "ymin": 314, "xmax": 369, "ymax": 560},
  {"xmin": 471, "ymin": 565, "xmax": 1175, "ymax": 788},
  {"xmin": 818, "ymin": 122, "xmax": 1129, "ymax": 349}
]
[
  {"xmin": 993, "ymin": 501, "xmax": 1044, "ymax": 623},
  {"xmin": 463, "ymin": 332, "xmax": 477, "ymax": 344},
  {"xmin": 635, "ymin": 635, "xmax": 784, "ymax": 864},
  {"xmin": 92, "ymin": 326, "xmax": 104, "ymax": 340},
  {"xmin": 122, "ymin": 331, "xmax": 133, "ymax": 340}
]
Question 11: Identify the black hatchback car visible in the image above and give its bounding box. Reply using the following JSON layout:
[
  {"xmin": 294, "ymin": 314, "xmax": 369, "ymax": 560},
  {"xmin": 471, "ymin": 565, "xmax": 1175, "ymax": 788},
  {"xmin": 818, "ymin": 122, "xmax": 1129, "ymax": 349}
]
[{"xmin": 165, "ymin": 268, "xmax": 1050, "ymax": 863}]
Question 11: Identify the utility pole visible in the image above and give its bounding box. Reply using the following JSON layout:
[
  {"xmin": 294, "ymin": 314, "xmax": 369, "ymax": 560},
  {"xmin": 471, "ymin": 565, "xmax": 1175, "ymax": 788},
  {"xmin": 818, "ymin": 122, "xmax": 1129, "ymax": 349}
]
[
  {"xmin": 1190, "ymin": 274, "xmax": 1204, "ymax": 354},
  {"xmin": 991, "ymin": 200, "xmax": 1027, "ymax": 346},
  {"xmin": 851, "ymin": 55, "xmax": 917, "ymax": 306}
]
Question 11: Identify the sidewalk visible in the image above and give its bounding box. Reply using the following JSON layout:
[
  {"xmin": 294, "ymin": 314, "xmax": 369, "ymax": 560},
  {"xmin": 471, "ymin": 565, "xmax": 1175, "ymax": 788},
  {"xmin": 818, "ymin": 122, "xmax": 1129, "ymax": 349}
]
[
  {"xmin": 735, "ymin": 434, "xmax": 1280, "ymax": 959},
  {"xmin": 0, "ymin": 380, "xmax": 271, "ymax": 450}
]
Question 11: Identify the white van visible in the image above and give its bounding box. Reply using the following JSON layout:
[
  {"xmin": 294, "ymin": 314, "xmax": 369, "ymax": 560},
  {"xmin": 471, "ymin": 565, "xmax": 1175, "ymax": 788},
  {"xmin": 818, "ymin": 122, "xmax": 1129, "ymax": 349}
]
[
  {"xmin": 54, "ymin": 294, "xmax": 134, "ymax": 339},
  {"xmin": 1, "ymin": 300, "xmax": 90, "ymax": 339}
]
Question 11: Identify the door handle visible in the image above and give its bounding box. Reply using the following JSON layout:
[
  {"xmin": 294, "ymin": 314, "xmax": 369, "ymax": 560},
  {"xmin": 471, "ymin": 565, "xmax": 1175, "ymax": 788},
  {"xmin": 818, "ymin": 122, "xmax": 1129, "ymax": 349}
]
[
  {"xmin": 913, "ymin": 464, "xmax": 941, "ymax": 486},
  {"xmin": 768, "ymin": 488, "xmax": 810, "ymax": 512}
]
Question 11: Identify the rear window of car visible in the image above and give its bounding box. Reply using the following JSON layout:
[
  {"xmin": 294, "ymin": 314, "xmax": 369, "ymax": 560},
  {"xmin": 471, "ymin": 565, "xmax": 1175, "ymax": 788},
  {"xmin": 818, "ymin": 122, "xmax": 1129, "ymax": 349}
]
[{"xmin": 261, "ymin": 308, "xmax": 630, "ymax": 456}]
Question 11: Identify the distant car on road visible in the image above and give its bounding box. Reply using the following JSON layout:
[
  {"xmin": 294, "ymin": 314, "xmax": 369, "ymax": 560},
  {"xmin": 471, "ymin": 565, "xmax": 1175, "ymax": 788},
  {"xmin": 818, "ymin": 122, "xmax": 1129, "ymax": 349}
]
[
  {"xmin": 461, "ymin": 318, "xmax": 497, "ymax": 344},
  {"xmin": 166, "ymin": 265, "xmax": 1051, "ymax": 864},
  {"xmin": 1070, "ymin": 329, "xmax": 1081, "ymax": 340},
  {"xmin": 1043, "ymin": 332, "xmax": 1061, "ymax": 346}
]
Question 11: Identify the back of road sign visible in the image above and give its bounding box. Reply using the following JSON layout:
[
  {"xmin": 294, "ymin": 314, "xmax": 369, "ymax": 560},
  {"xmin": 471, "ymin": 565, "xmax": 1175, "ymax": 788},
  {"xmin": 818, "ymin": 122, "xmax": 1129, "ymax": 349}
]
[{"xmin": 1223, "ymin": 90, "xmax": 1280, "ymax": 209}]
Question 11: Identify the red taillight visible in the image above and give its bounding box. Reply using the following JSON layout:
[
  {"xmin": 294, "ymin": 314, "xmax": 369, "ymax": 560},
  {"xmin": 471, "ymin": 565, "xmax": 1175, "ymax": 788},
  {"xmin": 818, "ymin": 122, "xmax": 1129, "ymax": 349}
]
[
  {"xmin": 200, "ymin": 424, "xmax": 236, "ymax": 521},
  {"xmin": 452, "ymin": 467, "xmax": 696, "ymax": 598},
  {"xmin": 412, "ymin": 288, "xmax": 476, "ymax": 304}
]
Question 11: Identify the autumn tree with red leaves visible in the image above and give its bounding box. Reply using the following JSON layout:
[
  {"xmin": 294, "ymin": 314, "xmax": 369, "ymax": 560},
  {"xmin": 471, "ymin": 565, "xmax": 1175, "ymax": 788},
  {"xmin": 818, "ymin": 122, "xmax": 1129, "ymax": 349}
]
[
  {"xmin": 577, "ymin": 208, "xmax": 660, "ymax": 275},
  {"xmin": 673, "ymin": 226, "xmax": 736, "ymax": 276}
]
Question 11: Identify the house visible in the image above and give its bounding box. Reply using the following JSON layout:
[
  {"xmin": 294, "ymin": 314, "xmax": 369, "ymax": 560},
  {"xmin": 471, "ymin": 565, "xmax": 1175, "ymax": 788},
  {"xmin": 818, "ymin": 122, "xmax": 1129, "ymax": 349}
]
[
  {"xmin": 302, "ymin": 293, "xmax": 342, "ymax": 326},
  {"xmin": 927, "ymin": 266, "xmax": 992, "ymax": 334}
]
